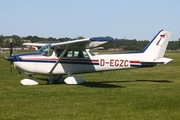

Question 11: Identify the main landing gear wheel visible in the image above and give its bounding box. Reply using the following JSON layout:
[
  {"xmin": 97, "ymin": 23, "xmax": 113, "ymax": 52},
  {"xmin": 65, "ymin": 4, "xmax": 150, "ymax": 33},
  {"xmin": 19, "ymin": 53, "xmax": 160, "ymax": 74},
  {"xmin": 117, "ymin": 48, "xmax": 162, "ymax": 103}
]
[
  {"xmin": 20, "ymin": 75, "xmax": 38, "ymax": 85},
  {"xmin": 48, "ymin": 75, "xmax": 65, "ymax": 84},
  {"xmin": 64, "ymin": 76, "xmax": 84, "ymax": 84}
]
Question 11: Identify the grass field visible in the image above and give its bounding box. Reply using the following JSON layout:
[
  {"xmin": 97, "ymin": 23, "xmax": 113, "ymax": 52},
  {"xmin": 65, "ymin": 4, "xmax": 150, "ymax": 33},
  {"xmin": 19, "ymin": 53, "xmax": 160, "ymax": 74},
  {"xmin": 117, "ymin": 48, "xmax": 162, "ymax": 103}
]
[{"xmin": 1, "ymin": 51, "xmax": 180, "ymax": 120}]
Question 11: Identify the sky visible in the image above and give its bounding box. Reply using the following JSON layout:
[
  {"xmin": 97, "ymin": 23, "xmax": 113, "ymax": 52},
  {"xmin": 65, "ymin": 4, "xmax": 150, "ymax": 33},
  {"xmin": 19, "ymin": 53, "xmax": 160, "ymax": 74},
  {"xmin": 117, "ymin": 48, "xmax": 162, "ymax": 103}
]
[{"xmin": 1, "ymin": 0, "xmax": 180, "ymax": 41}]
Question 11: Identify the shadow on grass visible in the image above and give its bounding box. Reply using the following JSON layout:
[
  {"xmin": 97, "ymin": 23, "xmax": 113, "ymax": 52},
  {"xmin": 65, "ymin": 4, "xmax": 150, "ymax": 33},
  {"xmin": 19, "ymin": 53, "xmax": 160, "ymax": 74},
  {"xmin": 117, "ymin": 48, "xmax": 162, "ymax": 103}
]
[
  {"xmin": 36, "ymin": 77, "xmax": 172, "ymax": 88},
  {"xmin": 104, "ymin": 80, "xmax": 172, "ymax": 83},
  {"xmin": 81, "ymin": 79, "xmax": 171, "ymax": 88},
  {"xmin": 99, "ymin": 79, "xmax": 172, "ymax": 83},
  {"xmin": 36, "ymin": 78, "xmax": 125, "ymax": 88},
  {"xmin": 135, "ymin": 79, "xmax": 172, "ymax": 83},
  {"xmin": 82, "ymin": 81, "xmax": 125, "ymax": 88}
]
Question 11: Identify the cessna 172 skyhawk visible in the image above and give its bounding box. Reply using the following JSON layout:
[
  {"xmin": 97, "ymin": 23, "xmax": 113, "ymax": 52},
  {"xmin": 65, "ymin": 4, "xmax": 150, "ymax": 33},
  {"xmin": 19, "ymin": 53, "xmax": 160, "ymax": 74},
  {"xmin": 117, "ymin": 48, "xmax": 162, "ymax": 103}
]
[{"xmin": 5, "ymin": 29, "xmax": 172, "ymax": 85}]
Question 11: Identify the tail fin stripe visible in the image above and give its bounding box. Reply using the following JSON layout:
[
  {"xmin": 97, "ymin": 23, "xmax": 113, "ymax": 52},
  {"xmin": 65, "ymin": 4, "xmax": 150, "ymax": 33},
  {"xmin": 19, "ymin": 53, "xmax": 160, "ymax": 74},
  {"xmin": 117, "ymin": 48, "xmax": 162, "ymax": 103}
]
[{"xmin": 156, "ymin": 38, "xmax": 162, "ymax": 45}]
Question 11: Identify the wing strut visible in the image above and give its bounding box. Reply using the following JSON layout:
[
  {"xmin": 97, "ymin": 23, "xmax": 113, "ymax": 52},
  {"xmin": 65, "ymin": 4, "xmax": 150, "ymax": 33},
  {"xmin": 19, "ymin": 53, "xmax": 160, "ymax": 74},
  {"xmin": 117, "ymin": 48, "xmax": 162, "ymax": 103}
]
[{"xmin": 49, "ymin": 45, "xmax": 68, "ymax": 74}]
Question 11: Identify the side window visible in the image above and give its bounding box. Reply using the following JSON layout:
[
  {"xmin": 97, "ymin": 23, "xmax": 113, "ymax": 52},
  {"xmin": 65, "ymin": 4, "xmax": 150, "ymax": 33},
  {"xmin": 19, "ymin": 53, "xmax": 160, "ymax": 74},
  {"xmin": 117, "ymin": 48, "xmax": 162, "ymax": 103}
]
[
  {"xmin": 74, "ymin": 51, "xmax": 89, "ymax": 58},
  {"xmin": 74, "ymin": 51, "xmax": 84, "ymax": 58},
  {"xmin": 82, "ymin": 51, "xmax": 89, "ymax": 58},
  {"xmin": 63, "ymin": 50, "xmax": 89, "ymax": 58},
  {"xmin": 63, "ymin": 50, "xmax": 73, "ymax": 58}
]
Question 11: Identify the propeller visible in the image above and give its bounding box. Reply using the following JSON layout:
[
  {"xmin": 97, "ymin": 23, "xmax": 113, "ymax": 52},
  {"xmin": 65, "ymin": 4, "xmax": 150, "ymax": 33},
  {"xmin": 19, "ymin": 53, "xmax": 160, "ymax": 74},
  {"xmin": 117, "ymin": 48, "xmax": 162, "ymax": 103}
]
[{"xmin": 10, "ymin": 38, "xmax": 13, "ymax": 74}]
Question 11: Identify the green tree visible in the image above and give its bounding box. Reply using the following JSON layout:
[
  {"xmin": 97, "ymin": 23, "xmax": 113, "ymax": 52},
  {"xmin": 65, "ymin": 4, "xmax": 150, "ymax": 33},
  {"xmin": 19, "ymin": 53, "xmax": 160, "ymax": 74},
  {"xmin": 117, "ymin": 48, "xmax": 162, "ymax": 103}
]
[
  {"xmin": 0, "ymin": 35, "xmax": 4, "ymax": 47},
  {"xmin": 76, "ymin": 36, "xmax": 85, "ymax": 40},
  {"xmin": 48, "ymin": 37, "xmax": 57, "ymax": 41},
  {"xmin": 167, "ymin": 41, "xmax": 179, "ymax": 50},
  {"xmin": 58, "ymin": 37, "xmax": 71, "ymax": 42}
]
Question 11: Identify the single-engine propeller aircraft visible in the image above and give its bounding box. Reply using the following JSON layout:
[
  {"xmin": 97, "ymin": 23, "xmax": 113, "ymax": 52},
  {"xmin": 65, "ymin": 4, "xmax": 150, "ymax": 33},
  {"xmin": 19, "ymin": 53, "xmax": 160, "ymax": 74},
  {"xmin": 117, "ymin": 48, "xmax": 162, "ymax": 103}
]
[{"xmin": 5, "ymin": 29, "xmax": 172, "ymax": 85}]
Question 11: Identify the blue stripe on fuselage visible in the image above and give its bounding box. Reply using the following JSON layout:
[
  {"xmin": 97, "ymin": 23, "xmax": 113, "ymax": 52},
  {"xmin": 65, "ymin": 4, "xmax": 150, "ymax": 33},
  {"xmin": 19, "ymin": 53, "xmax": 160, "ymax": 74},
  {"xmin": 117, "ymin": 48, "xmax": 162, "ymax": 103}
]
[{"xmin": 15, "ymin": 59, "xmax": 99, "ymax": 65}]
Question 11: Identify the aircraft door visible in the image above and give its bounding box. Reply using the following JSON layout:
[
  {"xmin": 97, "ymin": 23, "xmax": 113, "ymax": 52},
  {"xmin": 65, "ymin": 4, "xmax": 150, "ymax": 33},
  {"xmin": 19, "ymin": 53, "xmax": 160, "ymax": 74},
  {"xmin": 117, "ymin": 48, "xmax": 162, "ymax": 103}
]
[{"xmin": 71, "ymin": 51, "xmax": 86, "ymax": 74}]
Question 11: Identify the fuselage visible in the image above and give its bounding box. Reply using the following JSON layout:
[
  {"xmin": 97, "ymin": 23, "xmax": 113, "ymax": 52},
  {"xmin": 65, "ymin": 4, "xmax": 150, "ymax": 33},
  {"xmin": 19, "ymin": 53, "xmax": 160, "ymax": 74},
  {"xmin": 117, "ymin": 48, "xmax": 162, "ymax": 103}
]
[{"xmin": 8, "ymin": 50, "xmax": 156, "ymax": 76}]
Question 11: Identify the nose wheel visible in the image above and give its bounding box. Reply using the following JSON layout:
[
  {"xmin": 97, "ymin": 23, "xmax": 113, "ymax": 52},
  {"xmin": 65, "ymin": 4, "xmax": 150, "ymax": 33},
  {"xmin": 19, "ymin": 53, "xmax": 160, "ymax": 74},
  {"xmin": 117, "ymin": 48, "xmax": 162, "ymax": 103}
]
[{"xmin": 20, "ymin": 75, "xmax": 38, "ymax": 85}]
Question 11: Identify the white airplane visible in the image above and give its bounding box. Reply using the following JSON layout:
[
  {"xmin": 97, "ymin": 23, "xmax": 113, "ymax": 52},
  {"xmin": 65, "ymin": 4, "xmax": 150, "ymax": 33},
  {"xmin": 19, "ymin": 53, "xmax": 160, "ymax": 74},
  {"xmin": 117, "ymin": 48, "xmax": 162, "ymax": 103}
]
[{"xmin": 5, "ymin": 30, "xmax": 172, "ymax": 85}]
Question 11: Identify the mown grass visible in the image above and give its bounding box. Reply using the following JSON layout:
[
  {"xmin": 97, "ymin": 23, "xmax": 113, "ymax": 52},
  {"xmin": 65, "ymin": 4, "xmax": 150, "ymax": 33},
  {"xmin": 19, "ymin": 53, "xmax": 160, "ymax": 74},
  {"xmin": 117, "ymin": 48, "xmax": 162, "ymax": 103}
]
[{"xmin": 0, "ymin": 51, "xmax": 180, "ymax": 120}]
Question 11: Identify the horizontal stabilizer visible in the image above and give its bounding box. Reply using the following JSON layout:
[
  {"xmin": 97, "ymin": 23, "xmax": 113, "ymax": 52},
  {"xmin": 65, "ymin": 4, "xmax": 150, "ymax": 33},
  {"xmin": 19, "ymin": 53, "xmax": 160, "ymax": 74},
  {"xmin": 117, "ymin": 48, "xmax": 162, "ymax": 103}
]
[
  {"xmin": 155, "ymin": 57, "xmax": 173, "ymax": 65},
  {"xmin": 141, "ymin": 57, "xmax": 173, "ymax": 66}
]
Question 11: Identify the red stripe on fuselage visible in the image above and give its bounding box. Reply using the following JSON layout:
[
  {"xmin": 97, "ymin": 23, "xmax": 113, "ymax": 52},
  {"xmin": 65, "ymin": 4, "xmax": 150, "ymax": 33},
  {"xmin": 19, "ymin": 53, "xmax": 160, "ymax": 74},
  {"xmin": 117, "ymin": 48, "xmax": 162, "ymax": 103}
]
[{"xmin": 130, "ymin": 60, "xmax": 140, "ymax": 64}]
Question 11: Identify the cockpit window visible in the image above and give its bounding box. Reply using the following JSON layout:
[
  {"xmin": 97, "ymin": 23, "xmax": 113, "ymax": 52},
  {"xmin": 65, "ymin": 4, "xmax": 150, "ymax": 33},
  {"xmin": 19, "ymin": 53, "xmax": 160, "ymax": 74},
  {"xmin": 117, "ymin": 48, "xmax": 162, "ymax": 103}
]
[{"xmin": 37, "ymin": 45, "xmax": 53, "ymax": 56}]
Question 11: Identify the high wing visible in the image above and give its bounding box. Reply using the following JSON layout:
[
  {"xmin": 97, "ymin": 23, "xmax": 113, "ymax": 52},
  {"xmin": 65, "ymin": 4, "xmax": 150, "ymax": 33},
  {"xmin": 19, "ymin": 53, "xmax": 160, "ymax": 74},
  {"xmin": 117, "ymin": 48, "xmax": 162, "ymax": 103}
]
[
  {"xmin": 48, "ymin": 37, "xmax": 116, "ymax": 74},
  {"xmin": 23, "ymin": 43, "xmax": 50, "ymax": 50},
  {"xmin": 50, "ymin": 37, "xmax": 116, "ymax": 50},
  {"xmin": 23, "ymin": 37, "xmax": 116, "ymax": 50}
]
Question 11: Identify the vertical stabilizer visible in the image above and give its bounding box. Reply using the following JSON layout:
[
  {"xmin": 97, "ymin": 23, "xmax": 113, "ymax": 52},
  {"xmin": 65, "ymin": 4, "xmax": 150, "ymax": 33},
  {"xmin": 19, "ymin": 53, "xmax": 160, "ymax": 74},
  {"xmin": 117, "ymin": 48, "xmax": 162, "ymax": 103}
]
[{"xmin": 141, "ymin": 30, "xmax": 172, "ymax": 61}]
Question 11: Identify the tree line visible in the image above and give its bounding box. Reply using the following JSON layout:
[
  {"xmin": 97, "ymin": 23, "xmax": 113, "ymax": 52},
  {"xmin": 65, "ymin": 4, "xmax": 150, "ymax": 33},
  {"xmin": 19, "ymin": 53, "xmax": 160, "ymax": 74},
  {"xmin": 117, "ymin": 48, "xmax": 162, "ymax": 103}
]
[{"xmin": 0, "ymin": 34, "xmax": 179, "ymax": 51}]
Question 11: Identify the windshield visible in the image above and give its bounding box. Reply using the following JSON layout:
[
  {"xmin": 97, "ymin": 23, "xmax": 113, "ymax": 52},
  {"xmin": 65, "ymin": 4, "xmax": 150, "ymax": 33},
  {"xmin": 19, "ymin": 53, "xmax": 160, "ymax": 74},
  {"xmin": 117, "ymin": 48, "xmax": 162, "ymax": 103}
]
[{"xmin": 37, "ymin": 45, "xmax": 53, "ymax": 56}]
